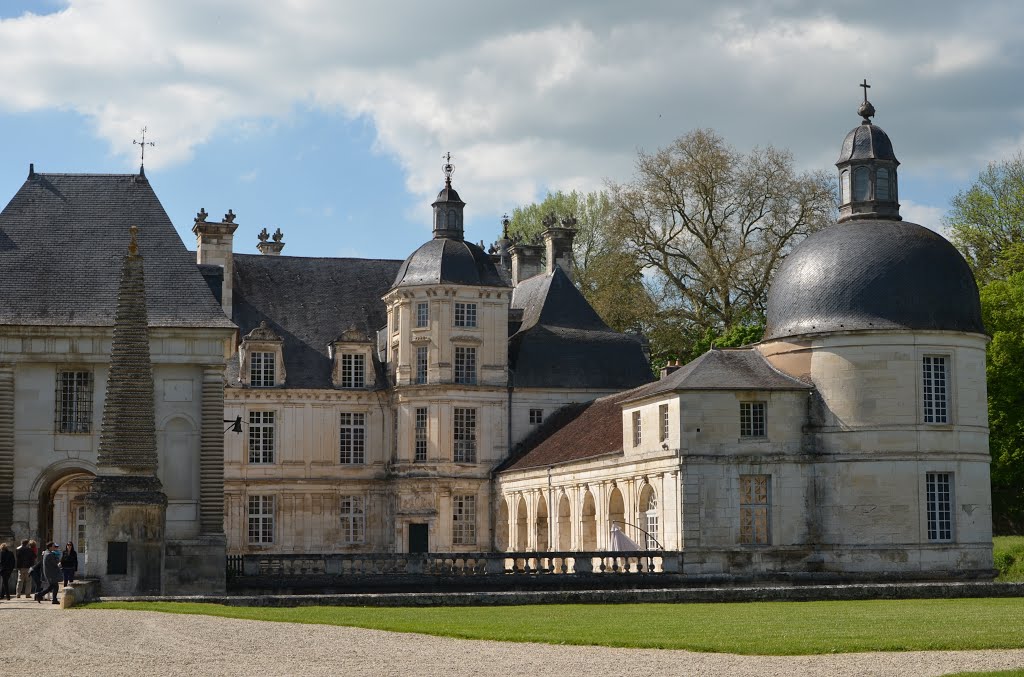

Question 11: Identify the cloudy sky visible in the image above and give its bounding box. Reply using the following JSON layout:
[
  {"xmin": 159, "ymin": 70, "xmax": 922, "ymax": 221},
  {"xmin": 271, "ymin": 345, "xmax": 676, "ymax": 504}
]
[{"xmin": 1, "ymin": 0, "xmax": 1021, "ymax": 259}]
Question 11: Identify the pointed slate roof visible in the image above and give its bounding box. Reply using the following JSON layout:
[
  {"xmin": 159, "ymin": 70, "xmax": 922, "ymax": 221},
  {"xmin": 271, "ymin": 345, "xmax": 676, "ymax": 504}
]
[
  {"xmin": 0, "ymin": 172, "xmax": 234, "ymax": 328},
  {"xmin": 228, "ymin": 253, "xmax": 403, "ymax": 389},
  {"xmin": 509, "ymin": 268, "xmax": 652, "ymax": 389},
  {"xmin": 621, "ymin": 348, "xmax": 811, "ymax": 404}
]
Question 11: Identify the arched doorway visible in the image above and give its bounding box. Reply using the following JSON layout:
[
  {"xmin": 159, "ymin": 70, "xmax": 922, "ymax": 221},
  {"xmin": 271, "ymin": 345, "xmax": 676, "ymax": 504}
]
[
  {"xmin": 515, "ymin": 496, "xmax": 528, "ymax": 551},
  {"xmin": 581, "ymin": 490, "xmax": 597, "ymax": 550},
  {"xmin": 495, "ymin": 497, "xmax": 510, "ymax": 551},
  {"xmin": 37, "ymin": 469, "xmax": 95, "ymax": 554},
  {"xmin": 557, "ymin": 494, "xmax": 571, "ymax": 550},
  {"xmin": 638, "ymin": 484, "xmax": 659, "ymax": 549},
  {"xmin": 535, "ymin": 493, "xmax": 549, "ymax": 552},
  {"xmin": 608, "ymin": 486, "xmax": 625, "ymax": 533}
]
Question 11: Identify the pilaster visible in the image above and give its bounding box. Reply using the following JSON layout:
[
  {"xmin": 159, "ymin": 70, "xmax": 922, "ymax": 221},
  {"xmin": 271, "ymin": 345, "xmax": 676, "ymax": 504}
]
[
  {"xmin": 0, "ymin": 365, "xmax": 13, "ymax": 539},
  {"xmin": 200, "ymin": 366, "xmax": 226, "ymax": 534}
]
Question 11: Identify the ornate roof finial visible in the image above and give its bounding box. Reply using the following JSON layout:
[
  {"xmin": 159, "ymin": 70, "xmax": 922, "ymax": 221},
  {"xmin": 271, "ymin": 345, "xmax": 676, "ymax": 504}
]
[
  {"xmin": 541, "ymin": 212, "xmax": 558, "ymax": 229},
  {"xmin": 258, "ymin": 227, "xmax": 270, "ymax": 243},
  {"xmin": 223, "ymin": 209, "xmax": 236, "ymax": 223},
  {"xmin": 858, "ymin": 79, "xmax": 875, "ymax": 123},
  {"xmin": 442, "ymin": 151, "xmax": 454, "ymax": 185},
  {"xmin": 501, "ymin": 213, "xmax": 510, "ymax": 239},
  {"xmin": 272, "ymin": 227, "xmax": 283, "ymax": 242},
  {"xmin": 128, "ymin": 225, "xmax": 139, "ymax": 256},
  {"xmin": 133, "ymin": 126, "xmax": 155, "ymax": 174},
  {"xmin": 195, "ymin": 207, "xmax": 208, "ymax": 223}
]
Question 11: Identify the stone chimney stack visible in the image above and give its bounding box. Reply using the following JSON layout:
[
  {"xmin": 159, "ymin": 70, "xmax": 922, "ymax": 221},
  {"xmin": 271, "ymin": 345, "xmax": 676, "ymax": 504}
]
[
  {"xmin": 542, "ymin": 213, "xmax": 577, "ymax": 282},
  {"xmin": 509, "ymin": 241, "xmax": 544, "ymax": 286},
  {"xmin": 193, "ymin": 209, "xmax": 238, "ymax": 314},
  {"xmin": 257, "ymin": 227, "xmax": 285, "ymax": 256},
  {"xmin": 660, "ymin": 360, "xmax": 682, "ymax": 379}
]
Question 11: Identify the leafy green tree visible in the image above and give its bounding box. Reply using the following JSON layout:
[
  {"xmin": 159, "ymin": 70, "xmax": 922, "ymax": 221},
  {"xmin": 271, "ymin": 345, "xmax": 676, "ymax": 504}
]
[{"xmin": 947, "ymin": 153, "xmax": 1024, "ymax": 285}]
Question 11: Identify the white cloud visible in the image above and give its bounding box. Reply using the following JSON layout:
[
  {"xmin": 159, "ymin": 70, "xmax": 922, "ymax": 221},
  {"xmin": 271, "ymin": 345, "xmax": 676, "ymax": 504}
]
[
  {"xmin": 901, "ymin": 199, "xmax": 949, "ymax": 236},
  {"xmin": 0, "ymin": 1, "xmax": 1022, "ymax": 215}
]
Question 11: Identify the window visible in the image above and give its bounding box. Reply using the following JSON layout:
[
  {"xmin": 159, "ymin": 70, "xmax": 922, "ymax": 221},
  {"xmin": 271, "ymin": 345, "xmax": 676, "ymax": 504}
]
[
  {"xmin": 840, "ymin": 168, "xmax": 850, "ymax": 204},
  {"xmin": 454, "ymin": 346, "xmax": 477, "ymax": 384},
  {"xmin": 248, "ymin": 411, "xmax": 276, "ymax": 464},
  {"xmin": 340, "ymin": 354, "xmax": 365, "ymax": 388},
  {"xmin": 853, "ymin": 166, "xmax": 870, "ymax": 201},
  {"xmin": 739, "ymin": 475, "xmax": 770, "ymax": 545},
  {"xmin": 876, "ymin": 167, "xmax": 890, "ymax": 200},
  {"xmin": 453, "ymin": 407, "xmax": 477, "ymax": 463},
  {"xmin": 452, "ymin": 495, "xmax": 476, "ymax": 545},
  {"xmin": 922, "ymin": 356, "xmax": 949, "ymax": 424},
  {"xmin": 529, "ymin": 408, "xmax": 543, "ymax": 425},
  {"xmin": 740, "ymin": 402, "xmax": 766, "ymax": 438},
  {"xmin": 642, "ymin": 491, "xmax": 659, "ymax": 550},
  {"xmin": 659, "ymin": 404, "xmax": 669, "ymax": 442},
  {"xmin": 250, "ymin": 351, "xmax": 276, "ymax": 387},
  {"xmin": 339, "ymin": 412, "xmax": 366, "ymax": 464},
  {"xmin": 415, "ymin": 345, "xmax": 428, "ymax": 384},
  {"xmin": 76, "ymin": 505, "xmax": 87, "ymax": 553},
  {"xmin": 247, "ymin": 495, "xmax": 274, "ymax": 544},
  {"xmin": 340, "ymin": 495, "xmax": 365, "ymax": 544},
  {"xmin": 632, "ymin": 411, "xmax": 642, "ymax": 447},
  {"xmin": 454, "ymin": 302, "xmax": 477, "ymax": 328},
  {"xmin": 56, "ymin": 370, "xmax": 92, "ymax": 433},
  {"xmin": 926, "ymin": 472, "xmax": 953, "ymax": 541},
  {"xmin": 414, "ymin": 407, "xmax": 428, "ymax": 462},
  {"xmin": 416, "ymin": 302, "xmax": 429, "ymax": 328}
]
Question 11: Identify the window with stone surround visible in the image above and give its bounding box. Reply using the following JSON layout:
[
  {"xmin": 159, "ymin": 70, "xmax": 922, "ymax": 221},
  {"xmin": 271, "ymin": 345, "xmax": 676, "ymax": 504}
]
[
  {"xmin": 414, "ymin": 407, "xmax": 428, "ymax": 462},
  {"xmin": 452, "ymin": 494, "xmax": 476, "ymax": 545},
  {"xmin": 922, "ymin": 355, "xmax": 949, "ymax": 424},
  {"xmin": 453, "ymin": 407, "xmax": 477, "ymax": 463},
  {"xmin": 339, "ymin": 412, "xmax": 366, "ymax": 464},
  {"xmin": 250, "ymin": 351, "xmax": 276, "ymax": 387},
  {"xmin": 659, "ymin": 404, "xmax": 669, "ymax": 442},
  {"xmin": 56, "ymin": 370, "xmax": 93, "ymax": 433},
  {"xmin": 248, "ymin": 411, "xmax": 276, "ymax": 464},
  {"xmin": 454, "ymin": 302, "xmax": 477, "ymax": 328},
  {"xmin": 740, "ymin": 401, "xmax": 766, "ymax": 438},
  {"xmin": 416, "ymin": 302, "xmax": 429, "ymax": 328},
  {"xmin": 415, "ymin": 345, "xmax": 428, "ymax": 384},
  {"xmin": 340, "ymin": 495, "xmax": 365, "ymax": 544},
  {"xmin": 454, "ymin": 346, "xmax": 477, "ymax": 385},
  {"xmin": 739, "ymin": 474, "xmax": 770, "ymax": 545},
  {"xmin": 529, "ymin": 408, "xmax": 543, "ymax": 426},
  {"xmin": 632, "ymin": 410, "xmax": 641, "ymax": 447},
  {"xmin": 926, "ymin": 472, "xmax": 953, "ymax": 541},
  {"xmin": 247, "ymin": 495, "xmax": 275, "ymax": 544},
  {"xmin": 340, "ymin": 354, "xmax": 365, "ymax": 388}
]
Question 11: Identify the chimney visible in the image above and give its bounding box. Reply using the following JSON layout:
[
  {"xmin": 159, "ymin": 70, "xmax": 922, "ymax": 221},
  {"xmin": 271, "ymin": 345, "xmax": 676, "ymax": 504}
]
[
  {"xmin": 509, "ymin": 241, "xmax": 544, "ymax": 286},
  {"xmin": 257, "ymin": 227, "xmax": 285, "ymax": 256},
  {"xmin": 193, "ymin": 208, "xmax": 238, "ymax": 314},
  {"xmin": 660, "ymin": 360, "xmax": 682, "ymax": 379},
  {"xmin": 542, "ymin": 213, "xmax": 577, "ymax": 281}
]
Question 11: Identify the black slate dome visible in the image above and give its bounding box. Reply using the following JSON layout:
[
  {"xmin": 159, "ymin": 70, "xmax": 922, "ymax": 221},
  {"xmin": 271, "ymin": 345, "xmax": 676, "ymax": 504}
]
[
  {"xmin": 391, "ymin": 238, "xmax": 505, "ymax": 289},
  {"xmin": 837, "ymin": 123, "xmax": 898, "ymax": 164},
  {"xmin": 763, "ymin": 219, "xmax": 984, "ymax": 340}
]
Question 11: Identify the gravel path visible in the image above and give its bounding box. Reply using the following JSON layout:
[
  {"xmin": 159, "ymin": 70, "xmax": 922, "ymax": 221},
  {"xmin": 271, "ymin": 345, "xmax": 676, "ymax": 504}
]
[{"xmin": 3, "ymin": 597, "xmax": 1023, "ymax": 676}]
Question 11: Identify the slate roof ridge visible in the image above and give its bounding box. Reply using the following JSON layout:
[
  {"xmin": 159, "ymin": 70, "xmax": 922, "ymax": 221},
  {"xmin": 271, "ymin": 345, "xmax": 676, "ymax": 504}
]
[{"xmin": 232, "ymin": 252, "xmax": 404, "ymax": 264}]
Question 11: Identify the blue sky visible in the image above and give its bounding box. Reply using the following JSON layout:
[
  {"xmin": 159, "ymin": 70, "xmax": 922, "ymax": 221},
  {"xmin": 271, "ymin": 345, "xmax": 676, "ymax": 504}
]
[{"xmin": 1, "ymin": 1, "xmax": 1022, "ymax": 259}]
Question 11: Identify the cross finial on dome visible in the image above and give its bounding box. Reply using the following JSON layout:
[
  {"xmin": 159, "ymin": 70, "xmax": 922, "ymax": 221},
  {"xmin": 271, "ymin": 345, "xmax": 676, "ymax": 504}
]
[
  {"xmin": 858, "ymin": 79, "xmax": 876, "ymax": 123},
  {"xmin": 442, "ymin": 151, "xmax": 454, "ymax": 185}
]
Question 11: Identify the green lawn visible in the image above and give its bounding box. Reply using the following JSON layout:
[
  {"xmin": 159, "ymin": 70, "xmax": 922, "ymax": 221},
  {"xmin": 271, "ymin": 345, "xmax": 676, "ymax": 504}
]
[
  {"xmin": 87, "ymin": 597, "xmax": 1024, "ymax": 656},
  {"xmin": 994, "ymin": 536, "xmax": 1024, "ymax": 581}
]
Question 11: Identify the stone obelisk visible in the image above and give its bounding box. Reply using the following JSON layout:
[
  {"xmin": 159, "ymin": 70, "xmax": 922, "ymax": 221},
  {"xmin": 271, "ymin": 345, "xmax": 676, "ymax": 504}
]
[{"xmin": 85, "ymin": 226, "xmax": 167, "ymax": 595}]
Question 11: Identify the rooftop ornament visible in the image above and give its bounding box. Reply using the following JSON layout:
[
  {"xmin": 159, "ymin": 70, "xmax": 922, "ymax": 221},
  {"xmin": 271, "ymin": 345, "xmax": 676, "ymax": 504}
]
[
  {"xmin": 442, "ymin": 151, "xmax": 455, "ymax": 185},
  {"xmin": 223, "ymin": 209, "xmax": 236, "ymax": 223},
  {"xmin": 133, "ymin": 126, "xmax": 155, "ymax": 174},
  {"xmin": 858, "ymin": 78, "xmax": 876, "ymax": 123}
]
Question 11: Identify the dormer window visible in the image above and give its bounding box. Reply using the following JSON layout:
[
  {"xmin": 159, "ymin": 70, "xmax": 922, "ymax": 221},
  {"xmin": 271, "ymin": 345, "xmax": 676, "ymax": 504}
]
[
  {"xmin": 329, "ymin": 326, "xmax": 376, "ymax": 390},
  {"xmin": 239, "ymin": 321, "xmax": 285, "ymax": 388},
  {"xmin": 340, "ymin": 354, "xmax": 365, "ymax": 388}
]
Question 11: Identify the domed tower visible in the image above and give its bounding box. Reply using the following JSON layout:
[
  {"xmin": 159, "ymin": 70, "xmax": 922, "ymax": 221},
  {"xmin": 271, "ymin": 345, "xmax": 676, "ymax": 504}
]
[
  {"xmin": 382, "ymin": 154, "xmax": 511, "ymax": 554},
  {"xmin": 757, "ymin": 86, "xmax": 992, "ymax": 577}
]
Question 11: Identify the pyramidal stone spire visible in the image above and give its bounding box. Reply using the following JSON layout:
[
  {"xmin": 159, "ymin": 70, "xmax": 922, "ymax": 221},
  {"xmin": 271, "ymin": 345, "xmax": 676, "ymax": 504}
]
[{"xmin": 95, "ymin": 225, "xmax": 160, "ymax": 477}]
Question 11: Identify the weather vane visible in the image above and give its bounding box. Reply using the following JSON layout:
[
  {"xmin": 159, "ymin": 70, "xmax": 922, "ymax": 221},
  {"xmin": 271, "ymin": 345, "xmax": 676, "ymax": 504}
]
[
  {"xmin": 442, "ymin": 151, "xmax": 454, "ymax": 184},
  {"xmin": 133, "ymin": 126, "xmax": 155, "ymax": 171}
]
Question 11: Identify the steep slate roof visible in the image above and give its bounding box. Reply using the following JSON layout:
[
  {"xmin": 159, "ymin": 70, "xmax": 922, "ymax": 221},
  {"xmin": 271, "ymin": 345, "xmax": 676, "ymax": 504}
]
[
  {"xmin": 228, "ymin": 254, "xmax": 403, "ymax": 389},
  {"xmin": 499, "ymin": 389, "xmax": 638, "ymax": 472},
  {"xmin": 508, "ymin": 267, "xmax": 652, "ymax": 389},
  {"xmin": 621, "ymin": 348, "xmax": 811, "ymax": 404},
  {"xmin": 0, "ymin": 172, "xmax": 234, "ymax": 328}
]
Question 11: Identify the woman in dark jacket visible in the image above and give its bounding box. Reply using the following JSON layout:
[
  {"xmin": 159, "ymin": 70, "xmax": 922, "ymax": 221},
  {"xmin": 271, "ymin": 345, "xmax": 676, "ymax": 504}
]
[
  {"xmin": 0, "ymin": 543, "xmax": 15, "ymax": 600},
  {"xmin": 60, "ymin": 542, "xmax": 78, "ymax": 587}
]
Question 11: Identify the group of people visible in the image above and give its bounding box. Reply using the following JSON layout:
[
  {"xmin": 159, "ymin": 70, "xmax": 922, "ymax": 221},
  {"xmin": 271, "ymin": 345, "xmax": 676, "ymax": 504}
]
[{"xmin": 0, "ymin": 539, "xmax": 78, "ymax": 604}]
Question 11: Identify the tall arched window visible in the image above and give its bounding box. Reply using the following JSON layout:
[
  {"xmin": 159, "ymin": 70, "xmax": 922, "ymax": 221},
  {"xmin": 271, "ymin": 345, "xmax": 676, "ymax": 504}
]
[
  {"xmin": 447, "ymin": 210, "xmax": 457, "ymax": 228},
  {"xmin": 853, "ymin": 166, "xmax": 870, "ymax": 201},
  {"xmin": 639, "ymin": 485, "xmax": 659, "ymax": 549},
  {"xmin": 876, "ymin": 168, "xmax": 890, "ymax": 200},
  {"xmin": 840, "ymin": 169, "xmax": 850, "ymax": 205}
]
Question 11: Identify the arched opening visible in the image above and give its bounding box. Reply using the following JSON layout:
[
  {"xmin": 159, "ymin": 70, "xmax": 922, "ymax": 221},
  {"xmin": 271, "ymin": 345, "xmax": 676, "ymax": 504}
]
[
  {"xmin": 638, "ymin": 484, "xmax": 659, "ymax": 549},
  {"xmin": 495, "ymin": 497, "xmax": 510, "ymax": 552},
  {"xmin": 37, "ymin": 469, "xmax": 95, "ymax": 555},
  {"xmin": 840, "ymin": 168, "xmax": 850, "ymax": 204},
  {"xmin": 608, "ymin": 486, "xmax": 625, "ymax": 533},
  {"xmin": 853, "ymin": 166, "xmax": 870, "ymax": 201},
  {"xmin": 876, "ymin": 167, "xmax": 890, "ymax": 200},
  {"xmin": 535, "ymin": 493, "xmax": 549, "ymax": 552},
  {"xmin": 581, "ymin": 490, "xmax": 597, "ymax": 550},
  {"xmin": 557, "ymin": 494, "xmax": 571, "ymax": 550},
  {"xmin": 515, "ymin": 496, "xmax": 528, "ymax": 551}
]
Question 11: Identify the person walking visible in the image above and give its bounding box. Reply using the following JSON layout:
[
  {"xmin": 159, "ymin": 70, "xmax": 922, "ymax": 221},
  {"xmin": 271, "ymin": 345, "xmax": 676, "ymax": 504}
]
[
  {"xmin": 60, "ymin": 542, "xmax": 78, "ymax": 588},
  {"xmin": 35, "ymin": 542, "xmax": 61, "ymax": 605},
  {"xmin": 14, "ymin": 539, "xmax": 35, "ymax": 598},
  {"xmin": 29, "ymin": 540, "xmax": 39, "ymax": 594},
  {"xmin": 0, "ymin": 543, "xmax": 14, "ymax": 600}
]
